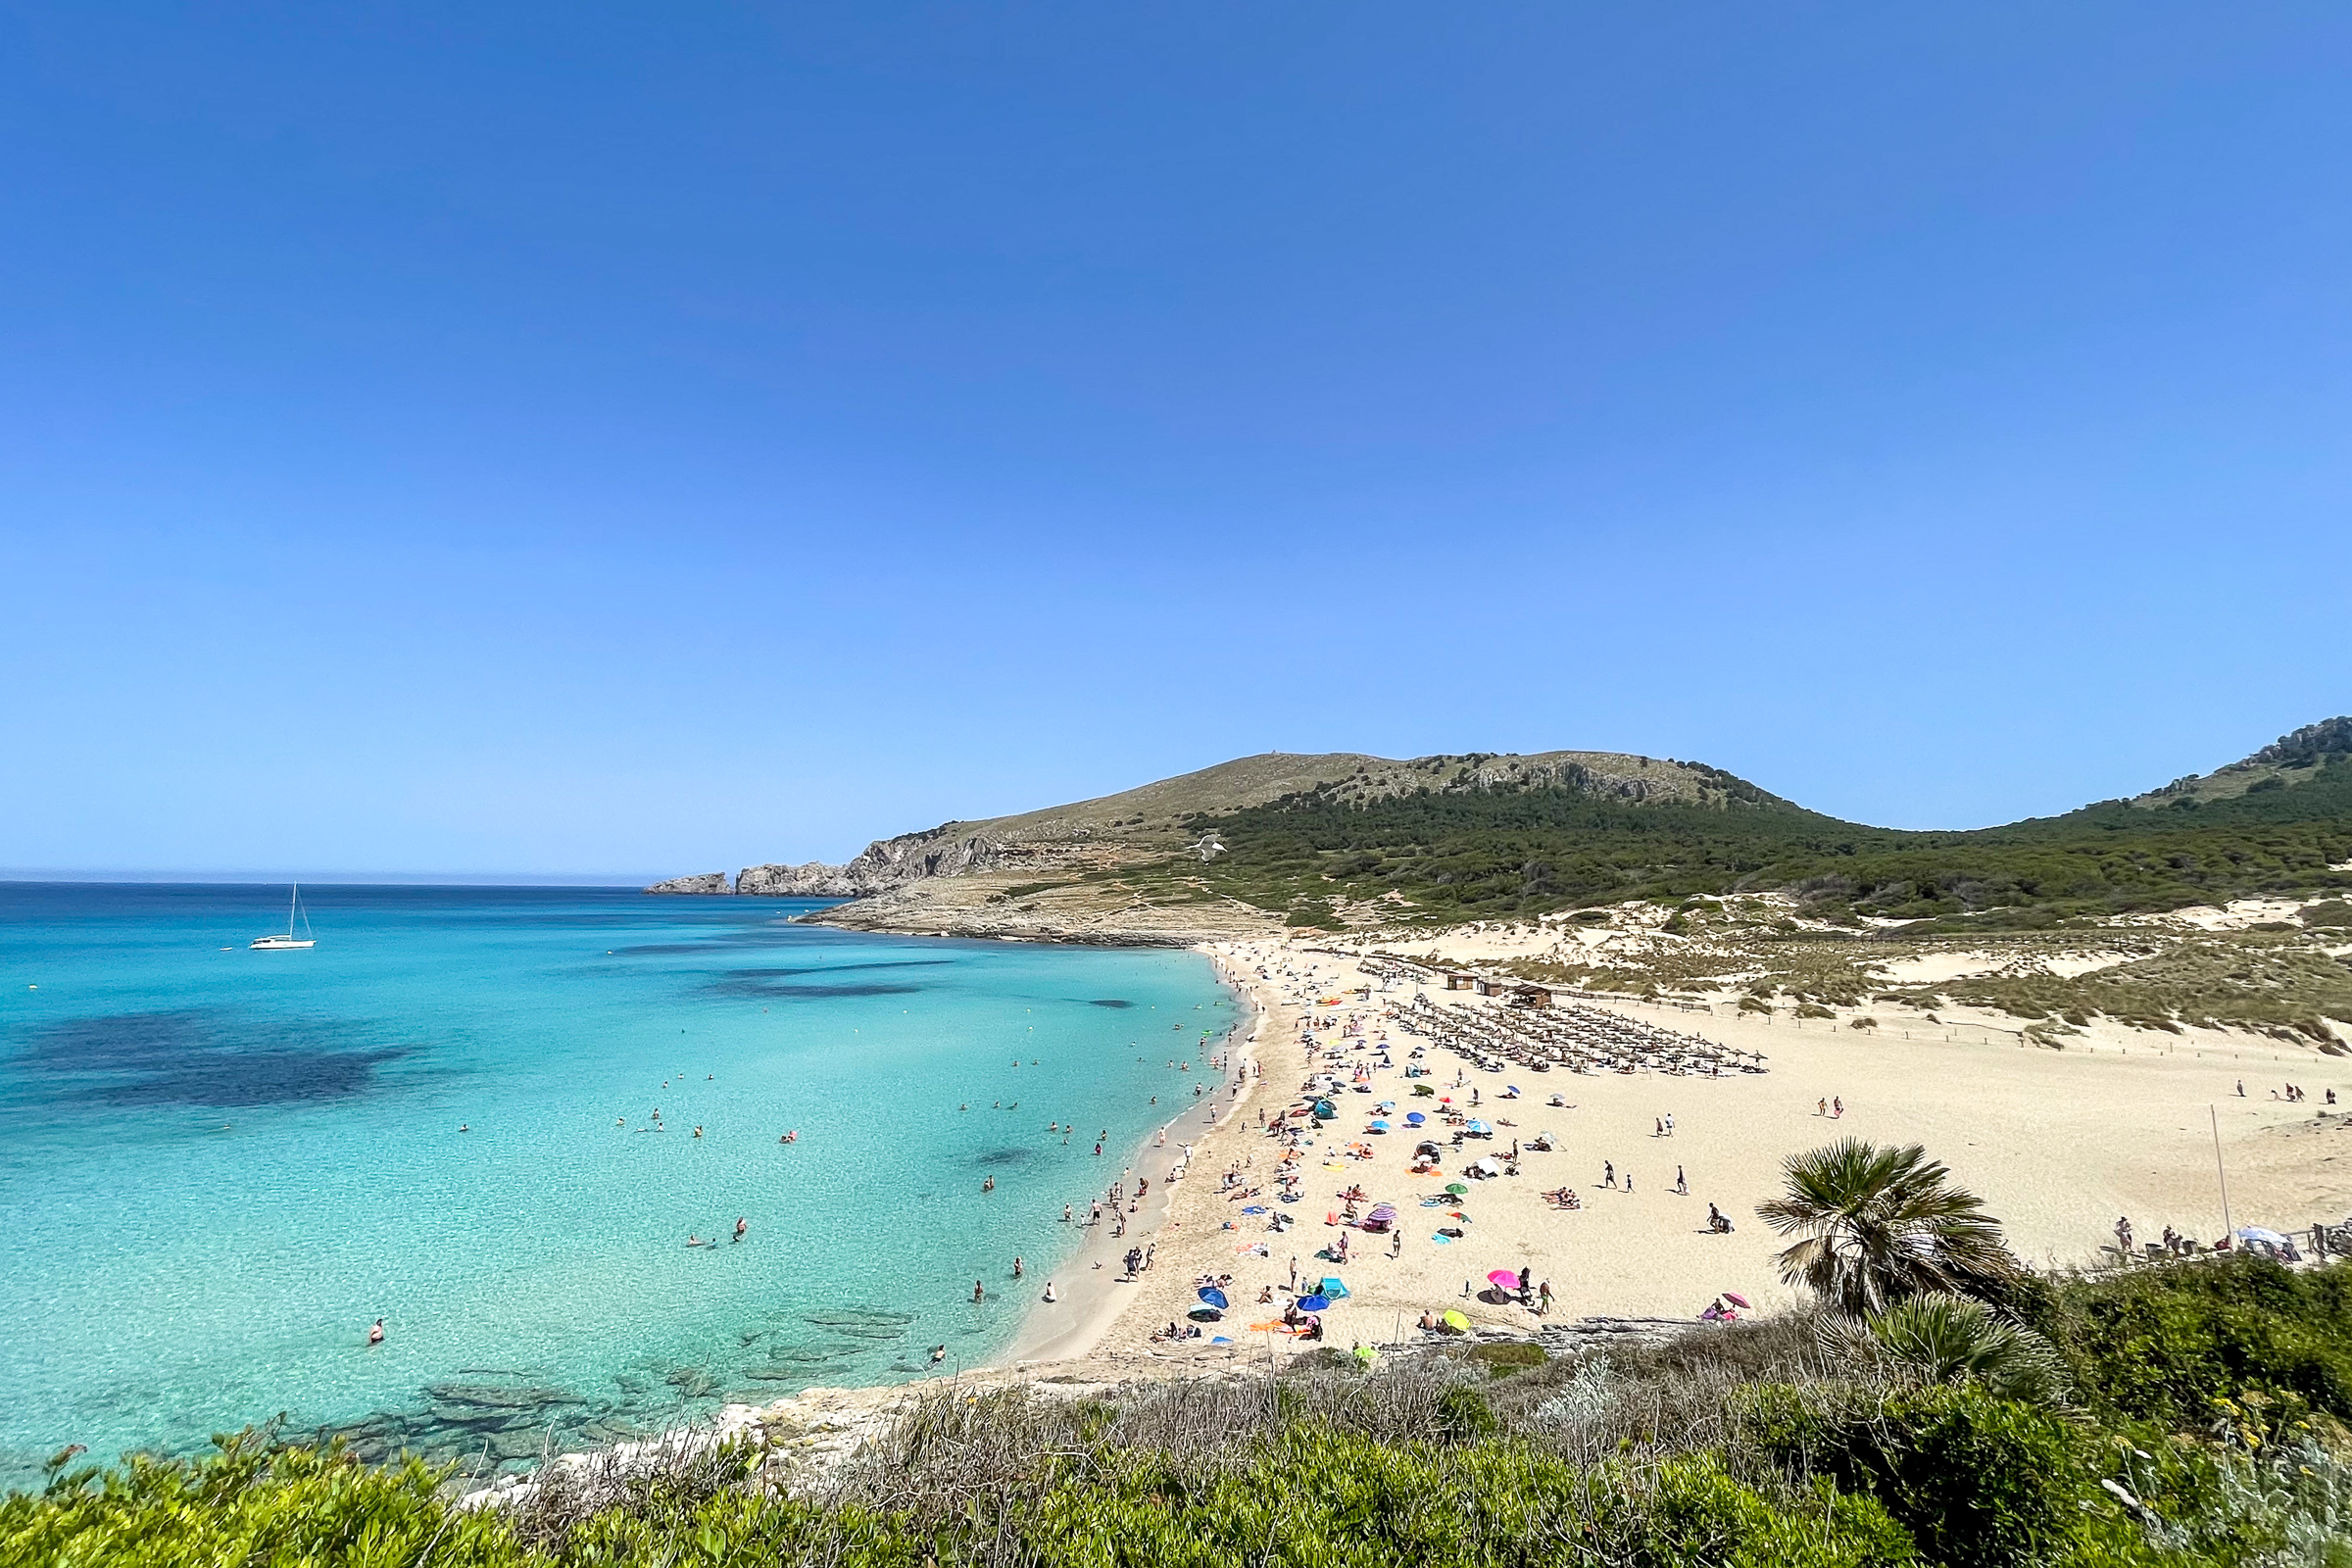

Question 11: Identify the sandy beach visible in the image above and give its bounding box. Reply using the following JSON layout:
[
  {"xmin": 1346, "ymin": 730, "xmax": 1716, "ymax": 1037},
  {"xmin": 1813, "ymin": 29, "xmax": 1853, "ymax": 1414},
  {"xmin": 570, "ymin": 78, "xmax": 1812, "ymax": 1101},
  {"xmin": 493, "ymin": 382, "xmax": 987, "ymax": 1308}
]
[{"xmin": 984, "ymin": 932, "xmax": 2352, "ymax": 1376}]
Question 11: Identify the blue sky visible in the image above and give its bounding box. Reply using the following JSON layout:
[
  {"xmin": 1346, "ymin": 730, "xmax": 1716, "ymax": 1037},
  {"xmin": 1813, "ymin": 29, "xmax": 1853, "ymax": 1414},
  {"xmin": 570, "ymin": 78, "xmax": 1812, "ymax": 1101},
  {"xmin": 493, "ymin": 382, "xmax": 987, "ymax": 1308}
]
[{"xmin": 3, "ymin": 4, "xmax": 2347, "ymax": 878}]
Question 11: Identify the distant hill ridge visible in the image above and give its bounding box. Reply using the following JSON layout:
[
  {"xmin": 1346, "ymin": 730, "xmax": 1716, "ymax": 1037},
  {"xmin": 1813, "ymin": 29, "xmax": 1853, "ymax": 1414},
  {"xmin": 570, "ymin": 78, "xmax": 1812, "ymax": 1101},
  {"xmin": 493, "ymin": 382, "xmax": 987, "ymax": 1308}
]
[
  {"xmin": 648, "ymin": 721, "xmax": 2352, "ymax": 932},
  {"xmin": 647, "ymin": 748, "xmax": 1769, "ymax": 897}
]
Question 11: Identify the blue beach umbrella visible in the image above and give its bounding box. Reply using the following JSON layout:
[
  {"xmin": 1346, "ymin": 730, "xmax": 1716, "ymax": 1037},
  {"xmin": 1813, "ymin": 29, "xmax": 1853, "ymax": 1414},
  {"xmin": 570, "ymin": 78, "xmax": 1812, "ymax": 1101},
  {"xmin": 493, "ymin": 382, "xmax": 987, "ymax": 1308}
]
[
  {"xmin": 1199, "ymin": 1286, "xmax": 1230, "ymax": 1309},
  {"xmin": 1404, "ymin": 1111, "xmax": 1426, "ymax": 1126},
  {"xmin": 1369, "ymin": 1119, "xmax": 1391, "ymax": 1132},
  {"xmin": 1298, "ymin": 1294, "xmax": 1331, "ymax": 1312}
]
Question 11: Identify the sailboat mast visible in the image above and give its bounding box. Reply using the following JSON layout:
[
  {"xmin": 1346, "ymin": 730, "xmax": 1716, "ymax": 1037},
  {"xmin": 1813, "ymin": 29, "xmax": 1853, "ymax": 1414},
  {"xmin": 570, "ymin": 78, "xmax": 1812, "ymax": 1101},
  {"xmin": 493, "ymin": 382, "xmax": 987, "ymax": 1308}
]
[{"xmin": 289, "ymin": 882, "xmax": 299, "ymax": 939}]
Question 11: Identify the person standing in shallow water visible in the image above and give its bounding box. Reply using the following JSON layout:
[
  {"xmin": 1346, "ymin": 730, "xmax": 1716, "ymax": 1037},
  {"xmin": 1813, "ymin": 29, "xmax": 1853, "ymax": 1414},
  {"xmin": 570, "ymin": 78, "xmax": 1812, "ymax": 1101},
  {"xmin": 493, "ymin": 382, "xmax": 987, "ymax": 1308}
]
[{"xmin": 368, "ymin": 1319, "xmax": 384, "ymax": 1346}]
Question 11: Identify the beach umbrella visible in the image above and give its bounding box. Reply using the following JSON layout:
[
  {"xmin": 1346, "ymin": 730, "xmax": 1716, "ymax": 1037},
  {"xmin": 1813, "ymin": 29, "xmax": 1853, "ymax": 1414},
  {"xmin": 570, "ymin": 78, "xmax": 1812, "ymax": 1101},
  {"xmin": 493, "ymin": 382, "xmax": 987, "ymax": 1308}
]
[
  {"xmin": 2237, "ymin": 1227, "xmax": 2291, "ymax": 1246},
  {"xmin": 1241, "ymin": 1205, "xmax": 1267, "ymax": 1215},
  {"xmin": 1404, "ymin": 1111, "xmax": 1426, "ymax": 1126},
  {"xmin": 1445, "ymin": 1182, "xmax": 1469, "ymax": 1196},
  {"xmin": 1722, "ymin": 1292, "xmax": 1751, "ymax": 1308},
  {"xmin": 1369, "ymin": 1119, "xmax": 1391, "ymax": 1132},
  {"xmin": 1199, "ymin": 1286, "xmax": 1230, "ymax": 1309},
  {"xmin": 1376, "ymin": 1101, "xmax": 1396, "ymax": 1111},
  {"xmin": 1366, "ymin": 1203, "xmax": 1398, "ymax": 1221},
  {"xmin": 1298, "ymin": 1294, "xmax": 1331, "ymax": 1312},
  {"xmin": 1442, "ymin": 1309, "xmax": 1471, "ymax": 1332},
  {"xmin": 1487, "ymin": 1269, "xmax": 1521, "ymax": 1289}
]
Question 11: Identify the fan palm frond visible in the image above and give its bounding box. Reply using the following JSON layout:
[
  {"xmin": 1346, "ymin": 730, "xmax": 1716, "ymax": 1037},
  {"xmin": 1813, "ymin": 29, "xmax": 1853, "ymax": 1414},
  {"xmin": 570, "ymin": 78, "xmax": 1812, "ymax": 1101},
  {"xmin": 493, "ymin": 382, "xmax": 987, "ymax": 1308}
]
[{"xmin": 1757, "ymin": 1138, "xmax": 2019, "ymax": 1316}]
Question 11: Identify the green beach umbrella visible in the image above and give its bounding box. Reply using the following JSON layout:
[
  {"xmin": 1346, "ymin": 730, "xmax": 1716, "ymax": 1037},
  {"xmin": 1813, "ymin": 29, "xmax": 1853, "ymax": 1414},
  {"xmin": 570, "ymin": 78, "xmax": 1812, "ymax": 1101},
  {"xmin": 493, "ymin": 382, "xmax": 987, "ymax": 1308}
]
[{"xmin": 1444, "ymin": 1183, "xmax": 1468, "ymax": 1197}]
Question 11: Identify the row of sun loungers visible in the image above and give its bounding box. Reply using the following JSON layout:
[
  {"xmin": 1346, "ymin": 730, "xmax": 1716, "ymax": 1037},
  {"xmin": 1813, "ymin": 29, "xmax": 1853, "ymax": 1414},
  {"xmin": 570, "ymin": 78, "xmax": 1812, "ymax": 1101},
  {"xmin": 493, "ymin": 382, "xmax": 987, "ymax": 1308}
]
[{"xmin": 1391, "ymin": 992, "xmax": 1767, "ymax": 1078}]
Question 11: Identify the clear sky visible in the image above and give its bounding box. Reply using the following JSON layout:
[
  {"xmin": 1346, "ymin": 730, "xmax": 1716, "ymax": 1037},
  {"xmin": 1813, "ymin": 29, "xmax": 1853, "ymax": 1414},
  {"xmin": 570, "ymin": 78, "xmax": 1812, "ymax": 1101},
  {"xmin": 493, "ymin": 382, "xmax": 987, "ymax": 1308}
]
[{"xmin": 3, "ymin": 5, "xmax": 2347, "ymax": 879}]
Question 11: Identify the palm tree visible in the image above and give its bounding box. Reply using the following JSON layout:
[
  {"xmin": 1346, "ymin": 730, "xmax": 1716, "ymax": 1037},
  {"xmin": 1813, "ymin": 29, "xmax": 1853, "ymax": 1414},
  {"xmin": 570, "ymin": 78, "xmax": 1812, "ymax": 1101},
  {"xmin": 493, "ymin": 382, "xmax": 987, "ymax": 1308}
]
[
  {"xmin": 1757, "ymin": 1138, "xmax": 2018, "ymax": 1316},
  {"xmin": 1818, "ymin": 1293, "xmax": 2072, "ymax": 1405}
]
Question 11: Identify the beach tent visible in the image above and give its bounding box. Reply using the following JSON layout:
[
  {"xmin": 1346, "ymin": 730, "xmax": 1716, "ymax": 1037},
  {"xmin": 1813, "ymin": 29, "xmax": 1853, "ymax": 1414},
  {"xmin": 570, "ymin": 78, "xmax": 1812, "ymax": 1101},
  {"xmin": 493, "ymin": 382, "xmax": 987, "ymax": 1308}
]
[
  {"xmin": 1312, "ymin": 1100, "xmax": 1337, "ymax": 1120},
  {"xmin": 1320, "ymin": 1277, "xmax": 1349, "ymax": 1298}
]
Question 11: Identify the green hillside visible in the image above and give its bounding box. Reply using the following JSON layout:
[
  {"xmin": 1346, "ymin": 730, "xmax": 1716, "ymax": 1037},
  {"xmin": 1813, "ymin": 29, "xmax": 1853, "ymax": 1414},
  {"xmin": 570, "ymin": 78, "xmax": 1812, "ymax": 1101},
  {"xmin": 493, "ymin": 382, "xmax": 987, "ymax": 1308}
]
[{"xmin": 1188, "ymin": 724, "xmax": 2352, "ymax": 926}]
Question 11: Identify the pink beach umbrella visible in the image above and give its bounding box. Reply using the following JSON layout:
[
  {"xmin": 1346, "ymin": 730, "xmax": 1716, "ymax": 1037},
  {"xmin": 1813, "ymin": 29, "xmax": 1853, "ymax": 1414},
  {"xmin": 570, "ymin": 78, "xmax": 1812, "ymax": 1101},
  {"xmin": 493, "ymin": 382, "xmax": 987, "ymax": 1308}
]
[{"xmin": 1487, "ymin": 1269, "xmax": 1522, "ymax": 1290}]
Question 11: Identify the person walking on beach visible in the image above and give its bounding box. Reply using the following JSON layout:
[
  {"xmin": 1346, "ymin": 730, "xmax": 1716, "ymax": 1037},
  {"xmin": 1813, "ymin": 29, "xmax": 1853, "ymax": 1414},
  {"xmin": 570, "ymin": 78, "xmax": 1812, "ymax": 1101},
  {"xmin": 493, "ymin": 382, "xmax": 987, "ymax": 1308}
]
[
  {"xmin": 2115, "ymin": 1217, "xmax": 2134, "ymax": 1257},
  {"xmin": 1832, "ymin": 1097, "xmax": 1844, "ymax": 1119},
  {"xmin": 1675, "ymin": 1165, "xmax": 1687, "ymax": 1195},
  {"xmin": 1602, "ymin": 1160, "xmax": 1615, "ymax": 1189},
  {"xmin": 1817, "ymin": 1098, "xmax": 1828, "ymax": 1117}
]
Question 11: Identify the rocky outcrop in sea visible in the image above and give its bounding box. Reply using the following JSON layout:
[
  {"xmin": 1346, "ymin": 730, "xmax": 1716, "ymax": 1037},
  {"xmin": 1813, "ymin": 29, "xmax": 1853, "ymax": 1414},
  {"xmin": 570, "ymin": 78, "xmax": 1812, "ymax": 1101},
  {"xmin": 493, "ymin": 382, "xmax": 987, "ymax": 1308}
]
[{"xmin": 645, "ymin": 872, "xmax": 732, "ymax": 895}]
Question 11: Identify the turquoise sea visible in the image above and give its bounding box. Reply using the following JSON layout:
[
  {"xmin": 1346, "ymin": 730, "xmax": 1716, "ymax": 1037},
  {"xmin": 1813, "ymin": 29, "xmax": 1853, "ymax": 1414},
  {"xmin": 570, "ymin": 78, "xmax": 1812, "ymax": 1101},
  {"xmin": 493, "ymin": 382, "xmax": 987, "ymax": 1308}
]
[{"xmin": 0, "ymin": 884, "xmax": 1234, "ymax": 1489}]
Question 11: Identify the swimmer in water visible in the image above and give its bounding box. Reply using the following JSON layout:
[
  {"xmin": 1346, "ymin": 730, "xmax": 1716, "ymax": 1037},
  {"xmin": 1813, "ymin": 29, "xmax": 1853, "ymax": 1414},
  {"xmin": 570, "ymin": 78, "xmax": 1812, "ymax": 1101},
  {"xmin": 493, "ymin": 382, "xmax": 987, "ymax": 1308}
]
[
  {"xmin": 930, "ymin": 1344, "xmax": 947, "ymax": 1363},
  {"xmin": 693, "ymin": 1126, "xmax": 703, "ymax": 1138},
  {"xmin": 972, "ymin": 1280, "xmax": 985, "ymax": 1301},
  {"xmin": 734, "ymin": 1217, "xmax": 748, "ymax": 1241},
  {"xmin": 368, "ymin": 1318, "xmax": 384, "ymax": 1346}
]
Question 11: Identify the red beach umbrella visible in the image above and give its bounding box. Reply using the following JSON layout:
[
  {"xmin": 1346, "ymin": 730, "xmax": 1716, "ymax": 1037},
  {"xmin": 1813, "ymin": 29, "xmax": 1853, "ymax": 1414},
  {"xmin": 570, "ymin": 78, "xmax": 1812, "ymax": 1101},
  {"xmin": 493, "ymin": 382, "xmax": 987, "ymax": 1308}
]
[{"xmin": 1723, "ymin": 1292, "xmax": 1751, "ymax": 1309}]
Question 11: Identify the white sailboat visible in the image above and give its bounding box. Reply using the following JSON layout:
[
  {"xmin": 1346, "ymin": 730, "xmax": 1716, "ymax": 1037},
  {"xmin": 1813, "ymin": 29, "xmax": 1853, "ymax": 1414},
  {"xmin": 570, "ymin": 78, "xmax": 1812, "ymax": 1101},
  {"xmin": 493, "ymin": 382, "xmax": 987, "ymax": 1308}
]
[{"xmin": 251, "ymin": 883, "xmax": 317, "ymax": 950}]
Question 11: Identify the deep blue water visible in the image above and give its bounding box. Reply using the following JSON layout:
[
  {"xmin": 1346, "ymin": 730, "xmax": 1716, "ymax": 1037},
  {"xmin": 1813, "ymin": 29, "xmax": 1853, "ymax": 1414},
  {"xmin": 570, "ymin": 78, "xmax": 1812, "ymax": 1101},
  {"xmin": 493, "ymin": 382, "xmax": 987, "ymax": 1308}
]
[{"xmin": 0, "ymin": 884, "xmax": 1233, "ymax": 1487}]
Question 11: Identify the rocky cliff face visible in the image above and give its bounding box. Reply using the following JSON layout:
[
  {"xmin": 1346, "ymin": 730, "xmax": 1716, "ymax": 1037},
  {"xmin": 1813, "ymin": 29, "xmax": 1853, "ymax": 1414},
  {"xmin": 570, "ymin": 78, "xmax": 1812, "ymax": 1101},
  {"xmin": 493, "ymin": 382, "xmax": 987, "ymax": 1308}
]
[
  {"xmin": 733, "ymin": 861, "xmax": 865, "ymax": 898},
  {"xmin": 645, "ymin": 872, "xmax": 732, "ymax": 896}
]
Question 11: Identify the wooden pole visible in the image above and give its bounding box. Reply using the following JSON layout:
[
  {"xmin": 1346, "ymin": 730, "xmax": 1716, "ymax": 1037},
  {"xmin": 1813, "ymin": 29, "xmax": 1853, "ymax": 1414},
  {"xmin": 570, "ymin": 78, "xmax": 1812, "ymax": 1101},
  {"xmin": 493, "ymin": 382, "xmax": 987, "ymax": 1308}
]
[{"xmin": 2212, "ymin": 1104, "xmax": 2233, "ymax": 1242}]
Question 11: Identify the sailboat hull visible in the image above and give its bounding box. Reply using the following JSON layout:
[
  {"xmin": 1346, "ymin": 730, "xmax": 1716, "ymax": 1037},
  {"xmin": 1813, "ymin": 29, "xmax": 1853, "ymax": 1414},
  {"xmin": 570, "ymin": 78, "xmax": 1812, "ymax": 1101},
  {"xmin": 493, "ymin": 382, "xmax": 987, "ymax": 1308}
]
[{"xmin": 249, "ymin": 936, "xmax": 316, "ymax": 950}]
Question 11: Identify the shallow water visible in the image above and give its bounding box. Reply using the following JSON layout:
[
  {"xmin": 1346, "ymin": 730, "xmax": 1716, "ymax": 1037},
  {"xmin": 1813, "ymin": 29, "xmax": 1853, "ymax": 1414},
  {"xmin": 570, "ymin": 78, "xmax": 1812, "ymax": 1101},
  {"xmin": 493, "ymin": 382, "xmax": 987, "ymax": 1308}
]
[{"xmin": 0, "ymin": 884, "xmax": 1233, "ymax": 1487}]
